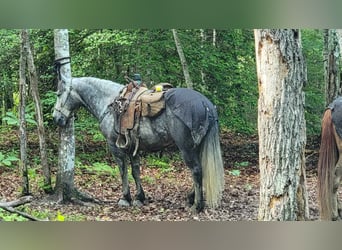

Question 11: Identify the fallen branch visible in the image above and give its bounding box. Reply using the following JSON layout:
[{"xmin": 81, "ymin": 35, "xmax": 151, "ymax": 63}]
[
  {"xmin": 0, "ymin": 195, "xmax": 33, "ymax": 207},
  {"xmin": 0, "ymin": 196, "xmax": 46, "ymax": 221}
]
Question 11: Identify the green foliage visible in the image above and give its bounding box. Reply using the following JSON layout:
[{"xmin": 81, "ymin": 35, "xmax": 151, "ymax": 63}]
[
  {"xmin": 0, "ymin": 29, "xmax": 328, "ymax": 138},
  {"xmin": 1, "ymin": 206, "xmax": 86, "ymax": 221},
  {"xmin": 228, "ymin": 161, "xmax": 250, "ymax": 176},
  {"xmin": 40, "ymin": 90, "xmax": 57, "ymax": 124},
  {"xmin": 0, "ymin": 209, "xmax": 28, "ymax": 221},
  {"xmin": 78, "ymin": 161, "xmax": 120, "ymax": 178},
  {"xmin": 0, "ymin": 151, "xmax": 19, "ymax": 167},
  {"xmin": 234, "ymin": 161, "xmax": 249, "ymax": 168},
  {"xmin": 142, "ymin": 175, "xmax": 156, "ymax": 184},
  {"xmin": 228, "ymin": 169, "xmax": 241, "ymax": 176},
  {"xmin": 2, "ymin": 109, "xmax": 37, "ymax": 127},
  {"xmin": 302, "ymin": 29, "xmax": 325, "ymax": 136},
  {"xmin": 146, "ymin": 154, "xmax": 173, "ymax": 173},
  {"xmin": 74, "ymin": 110, "xmax": 106, "ymax": 142}
]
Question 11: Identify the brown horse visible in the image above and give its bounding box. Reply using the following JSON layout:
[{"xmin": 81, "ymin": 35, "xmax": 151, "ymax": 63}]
[{"xmin": 318, "ymin": 97, "xmax": 342, "ymax": 220}]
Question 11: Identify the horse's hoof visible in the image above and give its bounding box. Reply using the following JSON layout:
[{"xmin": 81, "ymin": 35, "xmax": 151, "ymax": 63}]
[
  {"xmin": 118, "ymin": 199, "xmax": 131, "ymax": 207},
  {"xmin": 190, "ymin": 204, "xmax": 204, "ymax": 214},
  {"xmin": 187, "ymin": 196, "xmax": 195, "ymax": 206},
  {"xmin": 133, "ymin": 200, "xmax": 144, "ymax": 207}
]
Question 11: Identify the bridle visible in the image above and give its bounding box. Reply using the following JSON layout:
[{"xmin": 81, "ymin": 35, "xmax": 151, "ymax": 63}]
[{"xmin": 54, "ymin": 84, "xmax": 73, "ymax": 119}]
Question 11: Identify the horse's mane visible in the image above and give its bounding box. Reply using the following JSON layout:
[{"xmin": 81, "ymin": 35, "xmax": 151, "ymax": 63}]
[
  {"xmin": 77, "ymin": 77, "xmax": 122, "ymax": 88},
  {"xmin": 73, "ymin": 77, "xmax": 123, "ymax": 97}
]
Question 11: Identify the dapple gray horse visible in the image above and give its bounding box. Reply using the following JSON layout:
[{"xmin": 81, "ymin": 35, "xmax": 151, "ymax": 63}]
[{"xmin": 53, "ymin": 77, "xmax": 224, "ymax": 212}]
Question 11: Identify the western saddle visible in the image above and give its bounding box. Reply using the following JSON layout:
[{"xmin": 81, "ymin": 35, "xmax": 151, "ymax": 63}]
[{"xmin": 112, "ymin": 80, "xmax": 173, "ymax": 155}]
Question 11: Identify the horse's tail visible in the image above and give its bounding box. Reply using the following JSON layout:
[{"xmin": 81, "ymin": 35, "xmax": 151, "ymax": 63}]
[
  {"xmin": 318, "ymin": 109, "xmax": 338, "ymax": 220},
  {"xmin": 200, "ymin": 121, "xmax": 225, "ymax": 208}
]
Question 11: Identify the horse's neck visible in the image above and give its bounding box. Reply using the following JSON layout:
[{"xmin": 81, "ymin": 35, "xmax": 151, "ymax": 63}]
[{"xmin": 73, "ymin": 77, "xmax": 122, "ymax": 120}]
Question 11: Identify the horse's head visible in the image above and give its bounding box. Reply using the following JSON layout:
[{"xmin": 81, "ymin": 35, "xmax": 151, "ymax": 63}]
[{"xmin": 53, "ymin": 84, "xmax": 78, "ymax": 127}]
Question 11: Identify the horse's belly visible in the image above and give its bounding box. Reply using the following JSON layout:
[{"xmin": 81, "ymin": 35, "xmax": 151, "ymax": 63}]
[{"xmin": 138, "ymin": 117, "xmax": 173, "ymax": 151}]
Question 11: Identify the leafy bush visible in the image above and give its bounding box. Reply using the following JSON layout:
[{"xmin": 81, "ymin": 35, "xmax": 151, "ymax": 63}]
[
  {"xmin": 2, "ymin": 111, "xmax": 37, "ymax": 127},
  {"xmin": 0, "ymin": 151, "xmax": 19, "ymax": 167}
]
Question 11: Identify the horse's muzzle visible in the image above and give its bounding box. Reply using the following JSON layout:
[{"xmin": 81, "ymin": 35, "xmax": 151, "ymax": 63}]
[
  {"xmin": 53, "ymin": 110, "xmax": 67, "ymax": 127},
  {"xmin": 54, "ymin": 115, "xmax": 67, "ymax": 127}
]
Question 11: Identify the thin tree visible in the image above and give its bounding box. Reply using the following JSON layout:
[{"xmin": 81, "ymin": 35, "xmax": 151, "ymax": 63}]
[
  {"xmin": 200, "ymin": 29, "xmax": 206, "ymax": 85},
  {"xmin": 26, "ymin": 31, "xmax": 51, "ymax": 193},
  {"xmin": 323, "ymin": 29, "xmax": 341, "ymax": 106},
  {"xmin": 172, "ymin": 29, "xmax": 193, "ymax": 89},
  {"xmin": 254, "ymin": 29, "xmax": 309, "ymax": 220},
  {"xmin": 54, "ymin": 29, "xmax": 76, "ymax": 202},
  {"xmin": 19, "ymin": 29, "xmax": 29, "ymax": 195},
  {"xmin": 53, "ymin": 29, "xmax": 95, "ymax": 203}
]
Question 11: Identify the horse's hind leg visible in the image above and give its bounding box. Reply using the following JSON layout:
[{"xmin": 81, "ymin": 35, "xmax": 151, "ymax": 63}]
[
  {"xmin": 187, "ymin": 186, "xmax": 195, "ymax": 206},
  {"xmin": 129, "ymin": 154, "xmax": 146, "ymax": 206},
  {"xmin": 333, "ymin": 129, "xmax": 342, "ymax": 220},
  {"xmin": 180, "ymin": 148, "xmax": 204, "ymax": 213}
]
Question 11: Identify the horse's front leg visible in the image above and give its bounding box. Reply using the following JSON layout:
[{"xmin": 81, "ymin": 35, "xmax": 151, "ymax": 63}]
[
  {"xmin": 130, "ymin": 154, "xmax": 145, "ymax": 206},
  {"xmin": 112, "ymin": 146, "xmax": 132, "ymax": 206}
]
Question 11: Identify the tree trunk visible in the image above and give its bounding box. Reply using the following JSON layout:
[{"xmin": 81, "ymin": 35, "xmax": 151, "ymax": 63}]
[
  {"xmin": 254, "ymin": 29, "xmax": 309, "ymax": 220},
  {"xmin": 19, "ymin": 29, "xmax": 29, "ymax": 195},
  {"xmin": 26, "ymin": 31, "xmax": 52, "ymax": 193},
  {"xmin": 212, "ymin": 29, "xmax": 216, "ymax": 47},
  {"xmin": 323, "ymin": 29, "xmax": 340, "ymax": 106},
  {"xmin": 200, "ymin": 29, "xmax": 206, "ymax": 85},
  {"xmin": 172, "ymin": 29, "xmax": 193, "ymax": 89},
  {"xmin": 53, "ymin": 29, "xmax": 76, "ymax": 202}
]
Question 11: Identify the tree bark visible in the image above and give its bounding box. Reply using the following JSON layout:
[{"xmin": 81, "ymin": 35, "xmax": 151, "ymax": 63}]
[
  {"xmin": 254, "ymin": 29, "xmax": 309, "ymax": 220},
  {"xmin": 19, "ymin": 29, "xmax": 29, "ymax": 195},
  {"xmin": 26, "ymin": 31, "xmax": 52, "ymax": 193},
  {"xmin": 172, "ymin": 29, "xmax": 193, "ymax": 89},
  {"xmin": 323, "ymin": 29, "xmax": 341, "ymax": 106},
  {"xmin": 53, "ymin": 29, "xmax": 76, "ymax": 202}
]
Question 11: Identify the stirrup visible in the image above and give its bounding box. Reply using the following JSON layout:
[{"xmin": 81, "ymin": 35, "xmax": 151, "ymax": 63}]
[{"xmin": 116, "ymin": 131, "xmax": 130, "ymax": 149}]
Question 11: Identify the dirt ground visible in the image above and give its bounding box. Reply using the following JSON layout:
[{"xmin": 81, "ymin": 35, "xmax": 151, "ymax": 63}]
[{"xmin": 0, "ymin": 131, "xmax": 322, "ymax": 221}]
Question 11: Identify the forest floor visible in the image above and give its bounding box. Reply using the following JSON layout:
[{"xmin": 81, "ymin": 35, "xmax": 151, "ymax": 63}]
[{"xmin": 0, "ymin": 130, "xmax": 323, "ymax": 221}]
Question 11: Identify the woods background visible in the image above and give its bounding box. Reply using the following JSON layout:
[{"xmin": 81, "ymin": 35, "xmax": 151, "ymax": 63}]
[
  {"xmin": 0, "ymin": 29, "xmax": 324, "ymax": 134},
  {"xmin": 0, "ymin": 29, "xmax": 327, "ymax": 221}
]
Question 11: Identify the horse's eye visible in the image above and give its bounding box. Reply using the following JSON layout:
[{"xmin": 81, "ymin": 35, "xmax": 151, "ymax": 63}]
[{"xmin": 56, "ymin": 89, "xmax": 65, "ymax": 96}]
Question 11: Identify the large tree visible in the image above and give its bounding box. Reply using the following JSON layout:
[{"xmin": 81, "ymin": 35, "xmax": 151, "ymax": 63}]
[
  {"xmin": 323, "ymin": 29, "xmax": 341, "ymax": 106},
  {"xmin": 254, "ymin": 29, "xmax": 309, "ymax": 220}
]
